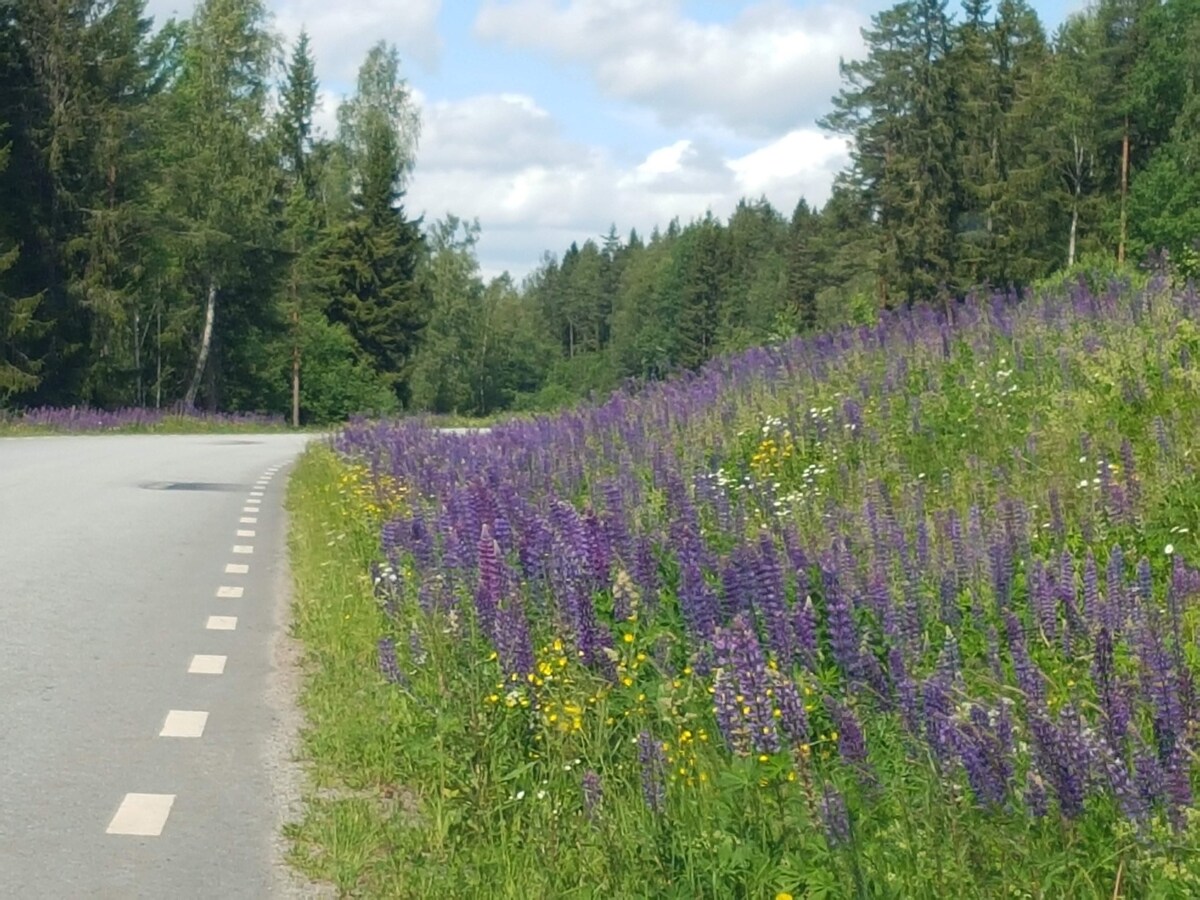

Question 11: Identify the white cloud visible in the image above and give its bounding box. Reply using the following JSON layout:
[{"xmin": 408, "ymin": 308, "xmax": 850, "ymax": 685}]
[
  {"xmin": 272, "ymin": 0, "xmax": 442, "ymax": 81},
  {"xmin": 142, "ymin": 0, "xmax": 442, "ymax": 84},
  {"xmin": 474, "ymin": 0, "xmax": 865, "ymax": 138},
  {"xmin": 407, "ymin": 94, "xmax": 849, "ymax": 279}
]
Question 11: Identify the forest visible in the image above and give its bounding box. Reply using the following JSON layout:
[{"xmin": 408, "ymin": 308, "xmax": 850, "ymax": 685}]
[{"xmin": 2, "ymin": 0, "xmax": 1199, "ymax": 421}]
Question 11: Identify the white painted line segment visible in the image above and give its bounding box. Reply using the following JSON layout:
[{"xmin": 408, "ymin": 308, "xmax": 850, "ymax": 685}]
[
  {"xmin": 206, "ymin": 615, "xmax": 238, "ymax": 631},
  {"xmin": 237, "ymin": 529, "xmax": 255, "ymax": 537},
  {"xmin": 160, "ymin": 710, "xmax": 208, "ymax": 738},
  {"xmin": 224, "ymin": 563, "xmax": 249, "ymax": 574},
  {"xmin": 242, "ymin": 506, "xmax": 257, "ymax": 513},
  {"xmin": 106, "ymin": 794, "xmax": 175, "ymax": 836},
  {"xmin": 232, "ymin": 545, "xmax": 254, "ymax": 555},
  {"xmin": 216, "ymin": 585, "xmax": 244, "ymax": 598},
  {"xmin": 240, "ymin": 517, "xmax": 258, "ymax": 524},
  {"xmin": 189, "ymin": 655, "xmax": 227, "ymax": 675},
  {"xmin": 250, "ymin": 491, "xmax": 263, "ymax": 497}
]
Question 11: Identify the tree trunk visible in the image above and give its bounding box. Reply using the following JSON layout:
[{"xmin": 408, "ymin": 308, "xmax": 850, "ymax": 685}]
[
  {"xmin": 155, "ymin": 303, "xmax": 162, "ymax": 409},
  {"xmin": 1068, "ymin": 205, "xmax": 1079, "ymax": 269},
  {"xmin": 1118, "ymin": 119, "xmax": 1129, "ymax": 265},
  {"xmin": 291, "ymin": 306, "xmax": 300, "ymax": 428},
  {"xmin": 184, "ymin": 279, "xmax": 216, "ymax": 409}
]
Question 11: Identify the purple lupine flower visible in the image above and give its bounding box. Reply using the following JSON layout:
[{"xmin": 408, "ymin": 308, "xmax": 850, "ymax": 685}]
[
  {"xmin": 712, "ymin": 614, "xmax": 780, "ymax": 754},
  {"xmin": 989, "ymin": 537, "xmax": 1014, "ymax": 610},
  {"xmin": 753, "ymin": 533, "xmax": 794, "ymax": 662},
  {"xmin": 1004, "ymin": 613, "xmax": 1045, "ymax": 705},
  {"xmin": 821, "ymin": 562, "xmax": 860, "ymax": 680},
  {"xmin": 1165, "ymin": 747, "xmax": 1193, "ymax": 830},
  {"xmin": 475, "ymin": 525, "xmax": 503, "ymax": 642},
  {"xmin": 378, "ymin": 636, "xmax": 403, "ymax": 685},
  {"xmin": 888, "ymin": 647, "xmax": 920, "ymax": 737},
  {"xmin": 1092, "ymin": 734, "xmax": 1147, "ymax": 825},
  {"xmin": 1093, "ymin": 627, "xmax": 1131, "ymax": 750},
  {"xmin": 922, "ymin": 672, "xmax": 957, "ymax": 765},
  {"xmin": 1024, "ymin": 767, "xmax": 1049, "ymax": 818},
  {"xmin": 955, "ymin": 710, "xmax": 1012, "ymax": 816},
  {"xmin": 632, "ymin": 536, "xmax": 660, "ymax": 608},
  {"xmin": 676, "ymin": 534, "xmax": 720, "ymax": 642},
  {"xmin": 1027, "ymin": 560, "xmax": 1055, "ymax": 642},
  {"xmin": 819, "ymin": 785, "xmax": 851, "ymax": 847},
  {"xmin": 1134, "ymin": 601, "xmax": 1185, "ymax": 764},
  {"xmin": 1134, "ymin": 742, "xmax": 1165, "ymax": 812},
  {"xmin": 1034, "ymin": 705, "xmax": 1090, "ymax": 820},
  {"xmin": 948, "ymin": 510, "xmax": 967, "ymax": 588},
  {"xmin": 792, "ymin": 594, "xmax": 819, "ymax": 669},
  {"xmin": 938, "ymin": 574, "xmax": 961, "ymax": 628},
  {"xmin": 637, "ymin": 731, "xmax": 667, "ymax": 815},
  {"xmin": 720, "ymin": 549, "xmax": 753, "ymax": 622},
  {"xmin": 495, "ymin": 598, "xmax": 535, "ymax": 680},
  {"xmin": 712, "ymin": 668, "xmax": 750, "ymax": 755},
  {"xmin": 581, "ymin": 511, "xmax": 612, "ymax": 587},
  {"xmin": 1107, "ymin": 545, "xmax": 1127, "ymax": 633},
  {"xmin": 826, "ymin": 697, "xmax": 870, "ymax": 772},
  {"xmin": 771, "ymin": 673, "xmax": 810, "ymax": 747}
]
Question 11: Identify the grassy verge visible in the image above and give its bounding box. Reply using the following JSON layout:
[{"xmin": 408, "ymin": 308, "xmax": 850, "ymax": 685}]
[{"xmin": 284, "ymin": 445, "xmax": 405, "ymax": 896}]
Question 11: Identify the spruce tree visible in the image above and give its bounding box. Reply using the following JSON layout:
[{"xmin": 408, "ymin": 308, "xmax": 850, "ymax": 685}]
[{"xmin": 325, "ymin": 42, "xmax": 428, "ymax": 406}]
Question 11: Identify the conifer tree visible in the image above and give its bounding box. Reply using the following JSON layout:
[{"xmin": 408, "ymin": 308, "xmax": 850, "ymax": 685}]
[{"xmin": 325, "ymin": 42, "xmax": 428, "ymax": 406}]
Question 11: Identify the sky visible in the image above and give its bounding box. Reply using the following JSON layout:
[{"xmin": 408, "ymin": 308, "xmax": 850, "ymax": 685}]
[{"xmin": 145, "ymin": 0, "xmax": 1083, "ymax": 281}]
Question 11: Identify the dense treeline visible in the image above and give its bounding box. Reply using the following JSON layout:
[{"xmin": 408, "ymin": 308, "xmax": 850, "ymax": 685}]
[{"xmin": 1, "ymin": 0, "xmax": 1199, "ymax": 420}]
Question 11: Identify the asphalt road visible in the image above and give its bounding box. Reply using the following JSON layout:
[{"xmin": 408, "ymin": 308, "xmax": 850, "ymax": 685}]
[{"xmin": 0, "ymin": 433, "xmax": 315, "ymax": 899}]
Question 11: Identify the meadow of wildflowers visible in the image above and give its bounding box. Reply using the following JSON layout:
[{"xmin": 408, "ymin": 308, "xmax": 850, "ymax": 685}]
[{"xmin": 298, "ymin": 276, "xmax": 1200, "ymax": 897}]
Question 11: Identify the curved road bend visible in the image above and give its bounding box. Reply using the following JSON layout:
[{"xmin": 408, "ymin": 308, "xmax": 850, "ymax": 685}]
[{"xmin": 0, "ymin": 433, "xmax": 314, "ymax": 898}]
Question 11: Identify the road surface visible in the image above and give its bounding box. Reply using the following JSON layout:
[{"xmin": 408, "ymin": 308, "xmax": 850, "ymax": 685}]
[{"xmin": 0, "ymin": 433, "xmax": 315, "ymax": 898}]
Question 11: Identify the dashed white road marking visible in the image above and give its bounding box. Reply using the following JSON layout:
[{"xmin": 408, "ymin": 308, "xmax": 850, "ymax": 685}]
[
  {"xmin": 246, "ymin": 499, "xmax": 261, "ymax": 506},
  {"xmin": 206, "ymin": 615, "xmax": 238, "ymax": 631},
  {"xmin": 106, "ymin": 794, "xmax": 175, "ymax": 836},
  {"xmin": 160, "ymin": 710, "xmax": 208, "ymax": 738},
  {"xmin": 240, "ymin": 516, "xmax": 258, "ymax": 524},
  {"xmin": 188, "ymin": 654, "xmax": 227, "ymax": 675},
  {"xmin": 237, "ymin": 529, "xmax": 255, "ymax": 537},
  {"xmin": 242, "ymin": 506, "xmax": 257, "ymax": 513},
  {"xmin": 216, "ymin": 585, "xmax": 244, "ymax": 598},
  {"xmin": 232, "ymin": 545, "xmax": 254, "ymax": 555},
  {"xmin": 224, "ymin": 563, "xmax": 249, "ymax": 574},
  {"xmin": 250, "ymin": 491, "xmax": 264, "ymax": 497}
]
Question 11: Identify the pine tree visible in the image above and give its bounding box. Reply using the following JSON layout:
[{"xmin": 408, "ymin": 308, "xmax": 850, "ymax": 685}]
[
  {"xmin": 0, "ymin": 126, "xmax": 44, "ymax": 399},
  {"xmin": 823, "ymin": 0, "xmax": 962, "ymax": 305},
  {"xmin": 325, "ymin": 42, "xmax": 428, "ymax": 406},
  {"xmin": 786, "ymin": 199, "xmax": 821, "ymax": 331}
]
